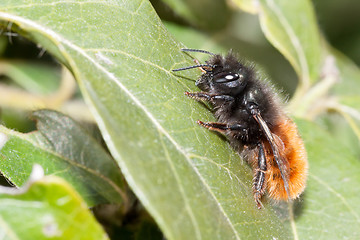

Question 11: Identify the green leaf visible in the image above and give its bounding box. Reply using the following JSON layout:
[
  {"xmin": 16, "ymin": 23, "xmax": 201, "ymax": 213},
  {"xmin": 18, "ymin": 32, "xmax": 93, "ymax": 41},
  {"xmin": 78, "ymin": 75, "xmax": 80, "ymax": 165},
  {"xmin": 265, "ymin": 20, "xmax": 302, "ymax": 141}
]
[
  {"xmin": 231, "ymin": 0, "xmax": 360, "ymax": 127},
  {"xmin": 161, "ymin": 0, "xmax": 230, "ymax": 30},
  {"xmin": 318, "ymin": 50, "xmax": 360, "ymax": 143},
  {"xmin": 232, "ymin": 0, "xmax": 324, "ymax": 108},
  {"xmin": 258, "ymin": 0, "xmax": 323, "ymax": 85},
  {"xmin": 0, "ymin": 1, "xmax": 291, "ymax": 239},
  {"xmin": 332, "ymin": 49, "xmax": 360, "ymax": 96},
  {"xmin": 295, "ymin": 119, "xmax": 360, "ymax": 239},
  {"xmin": 0, "ymin": 169, "xmax": 108, "ymax": 240},
  {"xmin": 0, "ymin": 109, "xmax": 126, "ymax": 207}
]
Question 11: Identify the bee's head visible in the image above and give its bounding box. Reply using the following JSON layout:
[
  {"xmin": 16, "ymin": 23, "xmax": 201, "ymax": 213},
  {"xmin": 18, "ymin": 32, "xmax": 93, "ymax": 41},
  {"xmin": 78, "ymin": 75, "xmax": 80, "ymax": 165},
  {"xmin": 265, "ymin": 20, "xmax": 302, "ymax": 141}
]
[
  {"xmin": 172, "ymin": 49, "xmax": 250, "ymax": 96},
  {"xmin": 196, "ymin": 53, "xmax": 249, "ymax": 96}
]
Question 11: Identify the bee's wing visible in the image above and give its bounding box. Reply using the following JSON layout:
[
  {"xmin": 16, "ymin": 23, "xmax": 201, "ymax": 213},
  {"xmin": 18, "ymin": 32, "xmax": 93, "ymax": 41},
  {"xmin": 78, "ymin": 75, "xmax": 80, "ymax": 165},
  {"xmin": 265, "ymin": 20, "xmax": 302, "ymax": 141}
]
[{"xmin": 253, "ymin": 113, "xmax": 291, "ymax": 198}]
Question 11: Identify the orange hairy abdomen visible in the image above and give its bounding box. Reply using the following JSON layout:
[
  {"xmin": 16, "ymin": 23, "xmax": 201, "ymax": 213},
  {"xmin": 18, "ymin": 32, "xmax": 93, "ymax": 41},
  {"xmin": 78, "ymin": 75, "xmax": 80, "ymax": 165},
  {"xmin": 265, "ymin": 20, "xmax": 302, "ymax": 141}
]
[{"xmin": 265, "ymin": 118, "xmax": 308, "ymax": 201}]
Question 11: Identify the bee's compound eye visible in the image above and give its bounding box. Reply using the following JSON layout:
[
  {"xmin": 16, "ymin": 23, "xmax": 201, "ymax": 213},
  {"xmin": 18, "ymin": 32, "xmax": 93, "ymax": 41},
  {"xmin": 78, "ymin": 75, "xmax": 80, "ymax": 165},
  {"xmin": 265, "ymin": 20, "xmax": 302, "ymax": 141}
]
[{"xmin": 214, "ymin": 73, "xmax": 240, "ymax": 83}]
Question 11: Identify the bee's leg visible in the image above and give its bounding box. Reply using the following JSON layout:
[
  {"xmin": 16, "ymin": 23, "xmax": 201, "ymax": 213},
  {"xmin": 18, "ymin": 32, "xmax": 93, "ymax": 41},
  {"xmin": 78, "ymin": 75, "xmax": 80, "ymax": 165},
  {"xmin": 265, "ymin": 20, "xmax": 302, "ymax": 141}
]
[
  {"xmin": 197, "ymin": 121, "xmax": 244, "ymax": 134},
  {"xmin": 185, "ymin": 91, "xmax": 234, "ymax": 102},
  {"xmin": 253, "ymin": 143, "xmax": 267, "ymax": 209}
]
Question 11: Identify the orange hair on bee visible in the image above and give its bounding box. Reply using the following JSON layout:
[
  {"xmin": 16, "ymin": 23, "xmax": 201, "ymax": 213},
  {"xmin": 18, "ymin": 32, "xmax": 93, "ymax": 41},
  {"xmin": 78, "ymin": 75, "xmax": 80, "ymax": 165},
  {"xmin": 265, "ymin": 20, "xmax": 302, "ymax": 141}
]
[{"xmin": 265, "ymin": 117, "xmax": 308, "ymax": 201}]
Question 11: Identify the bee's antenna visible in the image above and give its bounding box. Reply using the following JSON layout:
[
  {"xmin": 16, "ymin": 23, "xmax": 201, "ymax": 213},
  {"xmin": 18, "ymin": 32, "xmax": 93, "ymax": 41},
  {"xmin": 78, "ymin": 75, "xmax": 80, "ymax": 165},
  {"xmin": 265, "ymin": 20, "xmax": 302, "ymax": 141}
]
[
  {"xmin": 181, "ymin": 48, "xmax": 216, "ymax": 56},
  {"xmin": 172, "ymin": 64, "xmax": 212, "ymax": 72},
  {"xmin": 173, "ymin": 48, "xmax": 215, "ymax": 72}
]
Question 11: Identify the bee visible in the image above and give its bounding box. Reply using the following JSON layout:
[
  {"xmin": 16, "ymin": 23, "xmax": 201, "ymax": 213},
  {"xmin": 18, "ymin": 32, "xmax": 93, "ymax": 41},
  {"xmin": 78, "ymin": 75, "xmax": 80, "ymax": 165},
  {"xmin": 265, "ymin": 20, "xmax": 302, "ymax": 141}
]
[{"xmin": 173, "ymin": 49, "xmax": 308, "ymax": 209}]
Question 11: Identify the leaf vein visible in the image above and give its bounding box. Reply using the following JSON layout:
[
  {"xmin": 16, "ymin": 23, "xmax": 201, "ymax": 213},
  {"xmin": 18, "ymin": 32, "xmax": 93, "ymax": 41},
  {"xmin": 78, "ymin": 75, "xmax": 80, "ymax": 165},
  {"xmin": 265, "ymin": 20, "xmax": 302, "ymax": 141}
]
[
  {"xmin": 159, "ymin": 131, "xmax": 202, "ymax": 240},
  {"xmin": 310, "ymin": 174, "xmax": 360, "ymax": 224}
]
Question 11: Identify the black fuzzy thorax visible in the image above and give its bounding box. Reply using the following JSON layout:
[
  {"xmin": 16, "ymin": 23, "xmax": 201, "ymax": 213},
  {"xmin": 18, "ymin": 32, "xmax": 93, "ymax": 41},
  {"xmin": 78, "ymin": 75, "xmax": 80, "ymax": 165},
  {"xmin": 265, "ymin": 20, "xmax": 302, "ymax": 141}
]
[{"xmin": 197, "ymin": 53, "xmax": 282, "ymax": 147}]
